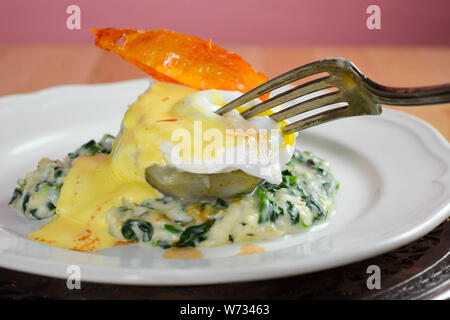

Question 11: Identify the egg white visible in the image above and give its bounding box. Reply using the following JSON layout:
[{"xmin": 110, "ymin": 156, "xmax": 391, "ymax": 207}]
[{"xmin": 160, "ymin": 88, "xmax": 296, "ymax": 184}]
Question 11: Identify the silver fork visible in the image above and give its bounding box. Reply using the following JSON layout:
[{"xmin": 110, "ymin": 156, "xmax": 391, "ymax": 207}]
[{"xmin": 215, "ymin": 58, "xmax": 450, "ymax": 134}]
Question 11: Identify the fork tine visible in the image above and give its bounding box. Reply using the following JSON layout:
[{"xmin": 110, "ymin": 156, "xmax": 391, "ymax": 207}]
[
  {"xmin": 215, "ymin": 59, "xmax": 335, "ymax": 115},
  {"xmin": 240, "ymin": 76, "xmax": 333, "ymax": 119},
  {"xmin": 270, "ymin": 91, "xmax": 343, "ymax": 122},
  {"xmin": 282, "ymin": 105, "xmax": 350, "ymax": 134}
]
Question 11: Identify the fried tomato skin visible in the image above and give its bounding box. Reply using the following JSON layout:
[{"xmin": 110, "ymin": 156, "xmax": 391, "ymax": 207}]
[{"xmin": 91, "ymin": 28, "xmax": 269, "ymax": 96}]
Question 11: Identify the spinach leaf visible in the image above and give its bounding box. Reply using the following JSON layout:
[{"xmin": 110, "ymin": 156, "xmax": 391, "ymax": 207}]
[
  {"xmin": 121, "ymin": 219, "xmax": 153, "ymax": 242},
  {"xmin": 152, "ymin": 240, "xmax": 172, "ymax": 249},
  {"xmin": 255, "ymin": 168, "xmax": 299, "ymax": 223},
  {"xmin": 174, "ymin": 221, "xmax": 214, "ymax": 247},
  {"xmin": 68, "ymin": 134, "xmax": 115, "ymax": 159},
  {"xmin": 164, "ymin": 224, "xmax": 182, "ymax": 234},
  {"xmin": 22, "ymin": 193, "xmax": 31, "ymax": 213},
  {"xmin": 46, "ymin": 202, "xmax": 56, "ymax": 210},
  {"xmin": 257, "ymin": 159, "xmax": 329, "ymax": 224},
  {"xmin": 98, "ymin": 134, "xmax": 115, "ymax": 154},
  {"xmin": 287, "ymin": 201, "xmax": 300, "ymax": 224},
  {"xmin": 256, "ymin": 186, "xmax": 284, "ymax": 223},
  {"xmin": 295, "ymin": 183, "xmax": 325, "ymax": 220},
  {"xmin": 215, "ymin": 198, "xmax": 229, "ymax": 209},
  {"xmin": 68, "ymin": 140, "xmax": 102, "ymax": 159},
  {"xmin": 8, "ymin": 188, "xmax": 23, "ymax": 206}
]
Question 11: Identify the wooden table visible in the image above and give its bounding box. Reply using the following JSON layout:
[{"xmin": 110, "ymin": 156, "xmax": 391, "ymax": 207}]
[
  {"xmin": 0, "ymin": 46, "xmax": 449, "ymax": 300},
  {"xmin": 0, "ymin": 45, "xmax": 449, "ymax": 139}
]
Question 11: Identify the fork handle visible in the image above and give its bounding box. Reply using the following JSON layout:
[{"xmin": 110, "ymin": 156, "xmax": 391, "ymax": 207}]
[{"xmin": 363, "ymin": 79, "xmax": 450, "ymax": 106}]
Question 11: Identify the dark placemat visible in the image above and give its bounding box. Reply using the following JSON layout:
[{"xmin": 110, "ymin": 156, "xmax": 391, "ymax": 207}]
[{"xmin": 1, "ymin": 219, "xmax": 448, "ymax": 300}]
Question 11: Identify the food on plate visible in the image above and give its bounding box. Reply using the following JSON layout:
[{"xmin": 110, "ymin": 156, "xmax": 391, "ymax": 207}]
[{"xmin": 9, "ymin": 29, "xmax": 339, "ymax": 252}]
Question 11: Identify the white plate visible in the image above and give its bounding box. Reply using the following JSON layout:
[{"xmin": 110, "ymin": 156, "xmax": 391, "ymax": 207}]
[{"xmin": 0, "ymin": 79, "xmax": 449, "ymax": 285}]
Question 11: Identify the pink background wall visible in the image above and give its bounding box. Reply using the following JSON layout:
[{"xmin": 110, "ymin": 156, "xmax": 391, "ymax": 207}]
[{"xmin": 0, "ymin": 0, "xmax": 449, "ymax": 45}]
